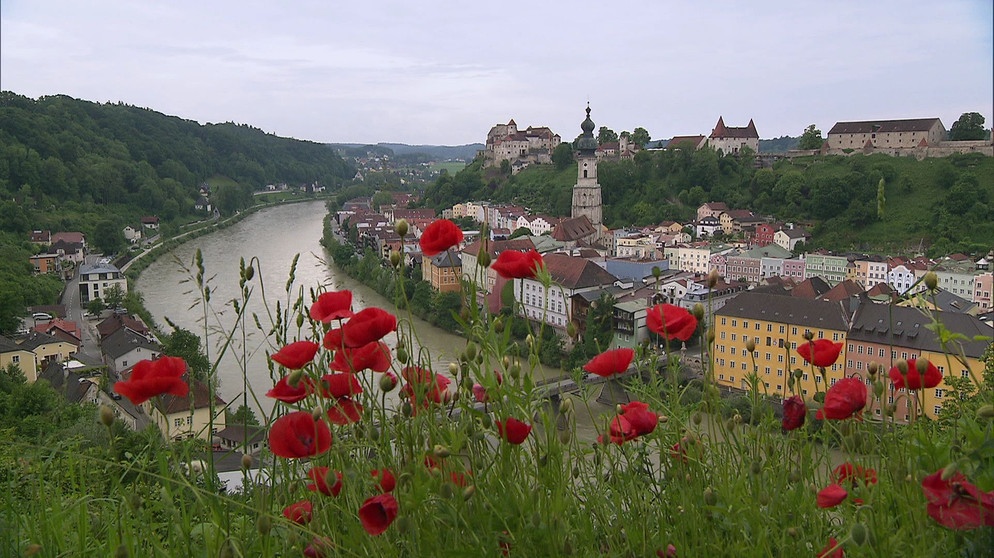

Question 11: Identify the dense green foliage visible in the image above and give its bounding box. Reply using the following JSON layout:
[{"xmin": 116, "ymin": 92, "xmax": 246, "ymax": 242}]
[
  {"xmin": 950, "ymin": 112, "xmax": 988, "ymax": 141},
  {"xmin": 420, "ymin": 150, "xmax": 994, "ymax": 256},
  {"xmin": 0, "ymin": 232, "xmax": 65, "ymax": 333}
]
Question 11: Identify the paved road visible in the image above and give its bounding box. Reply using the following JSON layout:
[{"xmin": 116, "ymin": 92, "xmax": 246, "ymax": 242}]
[{"xmin": 59, "ymin": 254, "xmax": 103, "ymax": 362}]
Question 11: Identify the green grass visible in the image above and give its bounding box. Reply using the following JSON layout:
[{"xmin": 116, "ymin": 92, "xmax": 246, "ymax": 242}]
[{"xmin": 429, "ymin": 161, "xmax": 469, "ymax": 175}]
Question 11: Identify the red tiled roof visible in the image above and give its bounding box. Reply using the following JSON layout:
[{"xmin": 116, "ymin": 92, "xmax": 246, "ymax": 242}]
[
  {"xmin": 542, "ymin": 253, "xmax": 619, "ymax": 290},
  {"xmin": 828, "ymin": 118, "xmax": 941, "ymax": 135},
  {"xmin": 819, "ymin": 280, "xmax": 864, "ymax": 302},
  {"xmin": 710, "ymin": 117, "xmax": 759, "ymax": 139},
  {"xmin": 551, "ymin": 216, "xmax": 596, "ymax": 242}
]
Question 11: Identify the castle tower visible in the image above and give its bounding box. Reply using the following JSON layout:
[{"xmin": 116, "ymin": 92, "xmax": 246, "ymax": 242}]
[{"xmin": 571, "ymin": 105, "xmax": 602, "ymax": 242}]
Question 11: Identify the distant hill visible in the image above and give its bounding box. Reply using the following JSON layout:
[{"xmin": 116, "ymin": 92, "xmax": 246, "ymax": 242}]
[{"xmin": 331, "ymin": 143, "xmax": 483, "ymax": 161}]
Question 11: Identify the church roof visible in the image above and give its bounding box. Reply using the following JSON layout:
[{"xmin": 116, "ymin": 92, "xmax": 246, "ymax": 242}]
[
  {"xmin": 541, "ymin": 253, "xmax": 619, "ymax": 290},
  {"xmin": 551, "ymin": 216, "xmax": 597, "ymax": 242}
]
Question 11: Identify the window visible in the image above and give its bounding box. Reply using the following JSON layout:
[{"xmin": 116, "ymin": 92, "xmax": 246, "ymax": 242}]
[
  {"xmin": 730, "ymin": 347, "xmax": 736, "ymax": 355},
  {"xmin": 174, "ymin": 418, "xmax": 182, "ymax": 427},
  {"xmin": 778, "ymin": 355, "xmax": 784, "ymax": 363},
  {"xmin": 721, "ymin": 317, "xmax": 727, "ymax": 325},
  {"xmin": 879, "ymin": 348, "xmax": 885, "ymax": 357},
  {"xmin": 779, "ymin": 325, "xmax": 785, "ymax": 334},
  {"xmin": 743, "ymin": 321, "xmax": 749, "ymax": 329},
  {"xmin": 755, "ymin": 323, "xmax": 760, "ymax": 331},
  {"xmin": 935, "ymin": 389, "xmax": 944, "ymax": 398},
  {"xmin": 791, "ymin": 327, "xmax": 798, "ymax": 335},
  {"xmin": 11, "ymin": 355, "xmax": 18, "ymax": 363},
  {"xmin": 186, "ymin": 416, "xmax": 193, "ymax": 425},
  {"xmin": 767, "ymin": 324, "xmax": 772, "ymax": 332},
  {"xmin": 934, "ymin": 406, "xmax": 942, "ymax": 416},
  {"xmin": 731, "ymin": 334, "xmax": 737, "ymax": 341},
  {"xmin": 848, "ymin": 343, "xmax": 854, "ymax": 351},
  {"xmin": 847, "ymin": 360, "xmax": 853, "ymax": 368},
  {"xmin": 803, "ymin": 373, "xmax": 809, "ymax": 381},
  {"xmin": 962, "ymin": 370, "xmax": 970, "ymax": 379}
]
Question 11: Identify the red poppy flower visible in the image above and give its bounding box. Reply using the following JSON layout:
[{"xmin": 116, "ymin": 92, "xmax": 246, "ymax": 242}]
[
  {"xmin": 113, "ymin": 356, "xmax": 189, "ymax": 405},
  {"xmin": 646, "ymin": 304, "xmax": 697, "ymax": 342},
  {"xmin": 491, "ymin": 249, "xmax": 544, "ymax": 279},
  {"xmin": 283, "ymin": 500, "xmax": 313, "ymax": 524},
  {"xmin": 307, "ymin": 467, "xmax": 343, "ymax": 497},
  {"xmin": 327, "ymin": 398, "xmax": 364, "ymax": 425},
  {"xmin": 669, "ymin": 440, "xmax": 688, "ymax": 463},
  {"xmin": 419, "ymin": 219, "xmax": 464, "ymax": 257},
  {"xmin": 372, "ymin": 468, "xmax": 396, "ymax": 492},
  {"xmin": 309, "ymin": 290, "xmax": 354, "ymax": 322},
  {"xmin": 342, "ymin": 307, "xmax": 397, "ymax": 348},
  {"xmin": 599, "ymin": 415, "xmax": 635, "ymax": 445},
  {"xmin": 817, "ymin": 483, "xmax": 849, "ymax": 508},
  {"xmin": 449, "ymin": 471, "xmax": 470, "ymax": 487},
  {"xmin": 472, "ymin": 383, "xmax": 489, "ymax": 403},
  {"xmin": 358, "ymin": 493, "xmax": 399, "ymax": 536},
  {"xmin": 619, "ymin": 401, "xmax": 658, "ymax": 436},
  {"xmin": 797, "ymin": 339, "xmax": 843, "ymax": 368},
  {"xmin": 782, "ymin": 395, "xmax": 806, "ymax": 431},
  {"xmin": 266, "ymin": 375, "xmax": 315, "ymax": 404},
  {"xmin": 330, "ymin": 341, "xmax": 391, "ymax": 373},
  {"xmin": 889, "ymin": 358, "xmax": 942, "ymax": 391},
  {"xmin": 497, "ymin": 417, "xmax": 532, "ymax": 445},
  {"xmin": 921, "ymin": 469, "xmax": 994, "ymax": 530},
  {"xmin": 400, "ymin": 367, "xmax": 451, "ymax": 410},
  {"xmin": 303, "ymin": 537, "xmax": 335, "ymax": 558},
  {"xmin": 833, "ymin": 463, "xmax": 877, "ymax": 486},
  {"xmin": 583, "ymin": 348, "xmax": 635, "ymax": 378},
  {"xmin": 320, "ymin": 373, "xmax": 363, "ymax": 399},
  {"xmin": 656, "ymin": 545, "xmax": 678, "ymax": 558},
  {"xmin": 817, "ymin": 538, "xmax": 844, "ymax": 558},
  {"xmin": 323, "ymin": 328, "xmax": 344, "ymax": 350},
  {"xmin": 269, "ymin": 411, "xmax": 333, "ymax": 458},
  {"xmin": 270, "ymin": 341, "xmax": 320, "ymax": 370},
  {"xmin": 816, "ymin": 377, "xmax": 867, "ymax": 420}
]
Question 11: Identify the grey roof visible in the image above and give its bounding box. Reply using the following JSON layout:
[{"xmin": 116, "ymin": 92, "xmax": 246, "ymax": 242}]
[
  {"xmin": 101, "ymin": 328, "xmax": 161, "ymax": 360},
  {"xmin": 0, "ymin": 336, "xmax": 30, "ymax": 354},
  {"xmin": 38, "ymin": 362, "xmax": 94, "ymax": 404},
  {"xmin": 80, "ymin": 263, "xmax": 122, "ymax": 275},
  {"xmin": 828, "ymin": 118, "xmax": 942, "ymax": 135},
  {"xmin": 924, "ymin": 289, "xmax": 979, "ymax": 314},
  {"xmin": 216, "ymin": 424, "xmax": 267, "ymax": 445},
  {"xmin": 428, "ymin": 249, "xmax": 462, "ymax": 268},
  {"xmin": 716, "ymin": 292, "xmax": 850, "ymax": 331},
  {"xmin": 849, "ymin": 302, "xmax": 992, "ymax": 358},
  {"xmin": 18, "ymin": 330, "xmax": 63, "ymax": 351}
]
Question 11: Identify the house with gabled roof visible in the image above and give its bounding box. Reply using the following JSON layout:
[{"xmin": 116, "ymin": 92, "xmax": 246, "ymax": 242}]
[
  {"xmin": 827, "ymin": 118, "xmax": 945, "ymax": 150},
  {"xmin": 551, "ymin": 215, "xmax": 598, "ymax": 249},
  {"xmin": 29, "ymin": 230, "xmax": 52, "ymax": 245},
  {"xmin": 1, "ymin": 335, "xmax": 38, "ymax": 382},
  {"xmin": 101, "ymin": 328, "xmax": 162, "ymax": 375},
  {"xmin": 79, "ymin": 263, "xmax": 127, "ymax": 303},
  {"xmin": 97, "ymin": 313, "xmax": 151, "ymax": 340},
  {"xmin": 422, "ymin": 249, "xmax": 462, "ymax": 293},
  {"xmin": 146, "ymin": 378, "xmax": 227, "ymax": 442},
  {"xmin": 18, "ymin": 331, "xmax": 77, "ymax": 370},
  {"xmin": 33, "ymin": 318, "xmax": 82, "ymax": 346},
  {"xmin": 461, "ymin": 237, "xmax": 537, "ymax": 314},
  {"xmin": 708, "ymin": 117, "xmax": 759, "ymax": 155},
  {"xmin": 514, "ymin": 253, "xmax": 621, "ymax": 336}
]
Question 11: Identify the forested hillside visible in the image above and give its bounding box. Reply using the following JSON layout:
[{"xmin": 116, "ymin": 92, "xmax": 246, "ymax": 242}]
[
  {"xmin": 0, "ymin": 92, "xmax": 355, "ymax": 230},
  {"xmin": 420, "ymin": 149, "xmax": 994, "ymax": 256}
]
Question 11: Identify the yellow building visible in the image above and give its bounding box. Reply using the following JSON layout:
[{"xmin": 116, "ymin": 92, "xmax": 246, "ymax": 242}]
[
  {"xmin": 1, "ymin": 336, "xmax": 38, "ymax": 382},
  {"xmin": 146, "ymin": 379, "xmax": 227, "ymax": 442},
  {"xmin": 19, "ymin": 331, "xmax": 78, "ymax": 371},
  {"xmin": 422, "ymin": 249, "xmax": 462, "ymax": 293},
  {"xmin": 712, "ymin": 292, "xmax": 849, "ymax": 399}
]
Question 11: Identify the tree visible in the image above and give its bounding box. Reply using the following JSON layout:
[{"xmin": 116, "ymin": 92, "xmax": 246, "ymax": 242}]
[
  {"xmin": 228, "ymin": 404, "xmax": 260, "ymax": 426},
  {"xmin": 162, "ymin": 321, "xmax": 211, "ymax": 382},
  {"xmin": 876, "ymin": 178, "xmax": 886, "ymax": 220},
  {"xmin": 798, "ymin": 125, "xmax": 824, "ymax": 150},
  {"xmin": 509, "ymin": 226, "xmax": 532, "ymax": 239},
  {"xmin": 631, "ymin": 127, "xmax": 651, "ymax": 148},
  {"xmin": 949, "ymin": 112, "xmax": 987, "ymax": 141},
  {"xmin": 597, "ymin": 127, "xmax": 618, "ymax": 145},
  {"xmin": 552, "ymin": 143, "xmax": 574, "ymax": 170},
  {"xmin": 103, "ymin": 284, "xmax": 126, "ymax": 309},
  {"xmin": 92, "ymin": 219, "xmax": 124, "ymax": 255},
  {"xmin": 86, "ymin": 298, "xmax": 106, "ymax": 316}
]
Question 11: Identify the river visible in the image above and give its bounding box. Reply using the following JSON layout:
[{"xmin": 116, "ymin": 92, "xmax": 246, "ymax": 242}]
[{"xmin": 135, "ymin": 201, "xmax": 590, "ymax": 421}]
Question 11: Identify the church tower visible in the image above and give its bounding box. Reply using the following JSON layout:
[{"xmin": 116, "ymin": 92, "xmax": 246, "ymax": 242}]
[{"xmin": 571, "ymin": 105, "xmax": 602, "ymax": 242}]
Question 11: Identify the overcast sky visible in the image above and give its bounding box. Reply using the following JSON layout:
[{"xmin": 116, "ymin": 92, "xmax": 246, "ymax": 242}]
[{"xmin": 2, "ymin": 1, "xmax": 991, "ymax": 146}]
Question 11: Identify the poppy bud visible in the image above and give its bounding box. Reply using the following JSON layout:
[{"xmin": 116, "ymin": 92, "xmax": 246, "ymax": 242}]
[
  {"xmin": 566, "ymin": 321, "xmax": 577, "ymax": 338},
  {"xmin": 465, "ymin": 342, "xmax": 477, "ymax": 361},
  {"xmin": 745, "ymin": 339, "xmax": 756, "ymax": 353},
  {"xmin": 439, "ymin": 483, "xmax": 454, "ymax": 499},
  {"xmin": 390, "ymin": 250, "xmax": 401, "ymax": 268},
  {"xmin": 257, "ymin": 515, "xmax": 272, "ymax": 535},
  {"xmin": 379, "ymin": 374, "xmax": 398, "ymax": 392},
  {"xmin": 296, "ymin": 312, "xmax": 304, "ymax": 328},
  {"xmin": 692, "ymin": 412, "xmax": 703, "ymax": 425},
  {"xmin": 915, "ymin": 358, "xmax": 931, "ymax": 376},
  {"xmin": 896, "ymin": 360, "xmax": 909, "ymax": 376},
  {"xmin": 558, "ymin": 429, "xmax": 571, "ymax": 444},
  {"xmin": 538, "ymin": 454, "xmax": 548, "ymax": 467},
  {"xmin": 572, "ymin": 466, "xmax": 580, "ymax": 479},
  {"xmin": 510, "ymin": 362, "xmax": 521, "ymax": 379},
  {"xmin": 525, "ymin": 334, "xmax": 535, "ymax": 347},
  {"xmin": 977, "ymin": 404, "xmax": 994, "ymax": 419},
  {"xmin": 734, "ymin": 414, "xmax": 743, "ymax": 424},
  {"xmin": 758, "ymin": 493, "xmax": 770, "ymax": 506},
  {"xmin": 692, "ymin": 303, "xmax": 705, "ymax": 320},
  {"xmin": 703, "ymin": 487, "xmax": 717, "ymax": 505},
  {"xmin": 559, "ymin": 397, "xmax": 573, "ymax": 414},
  {"xmin": 462, "ymin": 485, "xmax": 476, "ymax": 500},
  {"xmin": 786, "ymin": 527, "xmax": 798, "ymax": 538},
  {"xmin": 369, "ymin": 427, "xmax": 381, "ymax": 441},
  {"xmin": 724, "ymin": 417, "xmax": 736, "ymax": 432},
  {"xmin": 941, "ymin": 462, "xmax": 958, "ymax": 481},
  {"xmin": 244, "ymin": 265, "xmax": 255, "ymax": 281},
  {"xmin": 659, "ymin": 415, "xmax": 668, "ymax": 423},
  {"xmin": 100, "ymin": 404, "xmax": 115, "ymax": 427},
  {"xmin": 480, "ymin": 414, "xmax": 492, "ymax": 428},
  {"xmin": 616, "ymin": 404, "xmax": 624, "ymax": 415},
  {"xmin": 706, "ymin": 329, "xmax": 715, "ymax": 344},
  {"xmin": 793, "ymin": 369, "xmax": 803, "ymax": 379},
  {"xmin": 750, "ymin": 459, "xmax": 762, "ymax": 475},
  {"xmin": 448, "ymin": 362, "xmax": 459, "ymax": 377},
  {"xmin": 395, "ymin": 219, "xmax": 409, "ymax": 237},
  {"xmin": 433, "ymin": 444, "xmax": 451, "ymax": 459},
  {"xmin": 803, "ymin": 330, "xmax": 814, "ymax": 341},
  {"xmin": 867, "ymin": 362, "xmax": 878, "ymax": 377},
  {"xmin": 873, "ymin": 381, "xmax": 884, "ymax": 398},
  {"xmin": 401, "ymin": 401, "xmax": 413, "ymax": 417},
  {"xmin": 397, "ymin": 346, "xmax": 409, "ymax": 364},
  {"xmin": 311, "ymin": 407, "xmax": 323, "ymax": 422},
  {"xmin": 851, "ymin": 523, "xmax": 868, "ymax": 546},
  {"xmin": 493, "ymin": 316, "xmax": 503, "ymax": 332},
  {"xmin": 924, "ymin": 271, "xmax": 938, "ymax": 291},
  {"xmin": 788, "ymin": 469, "xmax": 801, "ymax": 483},
  {"xmin": 706, "ymin": 269, "xmax": 719, "ymax": 288},
  {"xmin": 287, "ymin": 369, "xmax": 304, "ymax": 388},
  {"xmin": 241, "ymin": 454, "xmax": 253, "ymax": 470}
]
